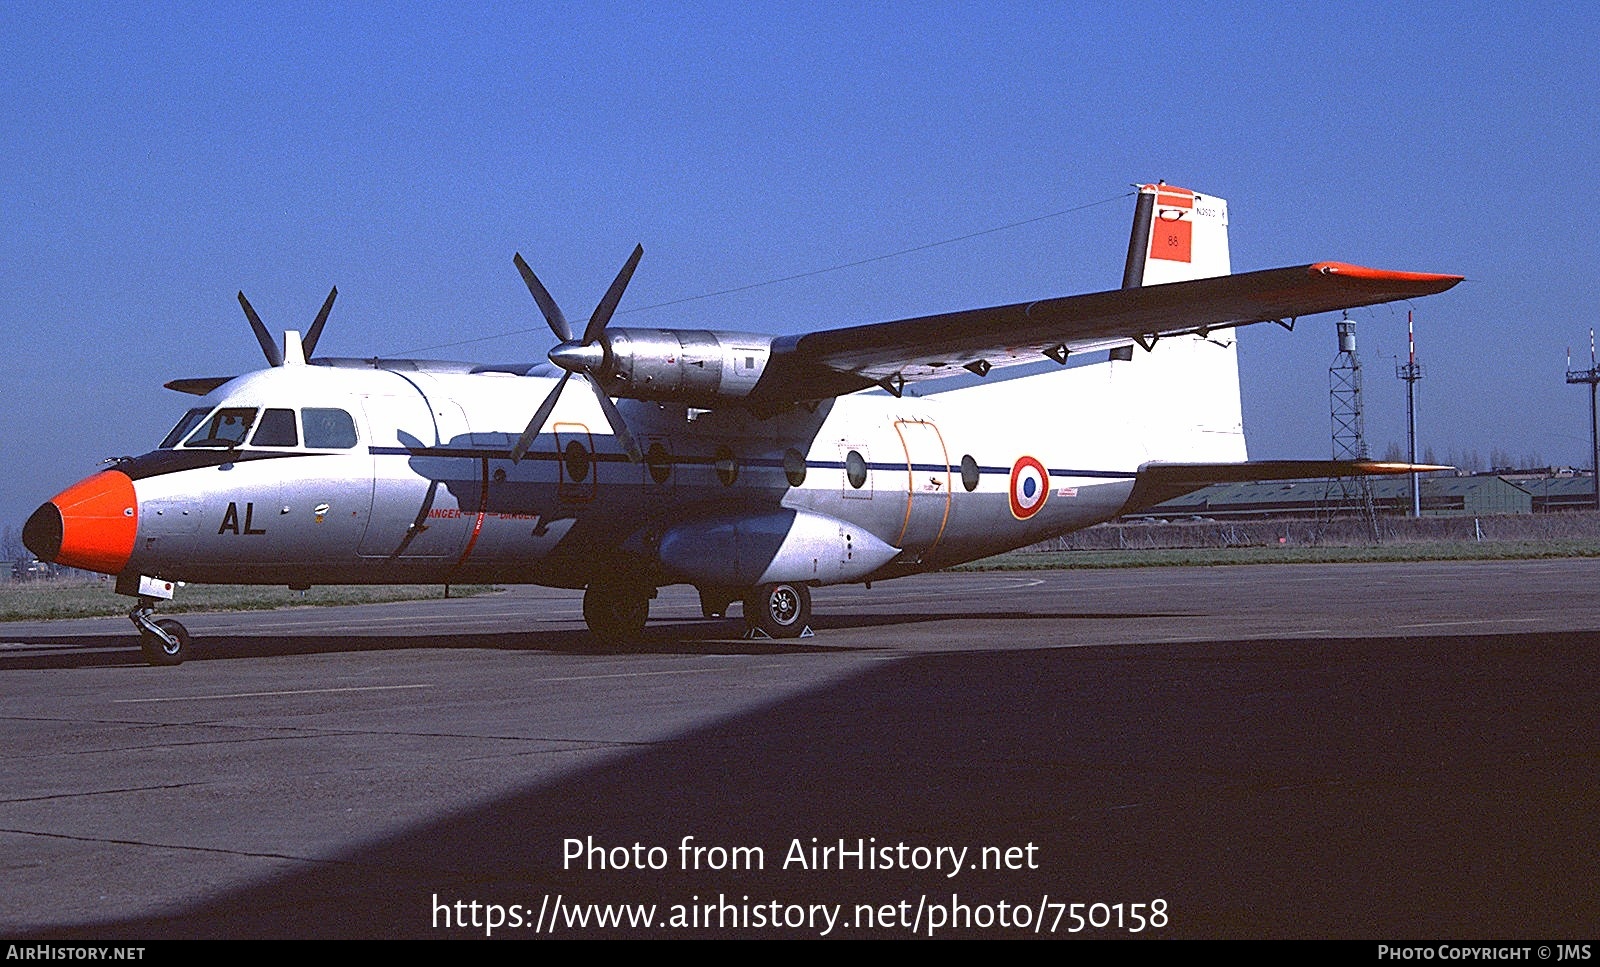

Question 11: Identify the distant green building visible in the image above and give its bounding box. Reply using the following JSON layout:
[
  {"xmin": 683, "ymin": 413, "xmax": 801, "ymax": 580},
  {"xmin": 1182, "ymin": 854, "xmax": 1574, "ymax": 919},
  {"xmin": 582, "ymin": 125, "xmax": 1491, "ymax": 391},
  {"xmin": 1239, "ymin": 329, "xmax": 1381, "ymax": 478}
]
[{"xmin": 1506, "ymin": 475, "xmax": 1600, "ymax": 513}]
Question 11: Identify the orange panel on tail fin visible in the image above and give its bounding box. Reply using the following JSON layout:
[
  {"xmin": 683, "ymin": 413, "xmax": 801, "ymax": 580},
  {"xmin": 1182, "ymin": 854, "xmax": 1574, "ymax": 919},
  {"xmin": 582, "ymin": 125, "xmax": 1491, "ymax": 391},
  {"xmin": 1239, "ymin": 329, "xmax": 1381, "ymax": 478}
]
[{"xmin": 1149, "ymin": 185, "xmax": 1194, "ymax": 263}]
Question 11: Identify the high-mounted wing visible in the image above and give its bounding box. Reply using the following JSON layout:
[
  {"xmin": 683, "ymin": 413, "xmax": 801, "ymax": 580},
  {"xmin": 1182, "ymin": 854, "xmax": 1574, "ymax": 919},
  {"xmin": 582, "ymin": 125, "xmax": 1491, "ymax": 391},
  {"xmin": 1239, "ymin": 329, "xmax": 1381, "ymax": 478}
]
[{"xmin": 747, "ymin": 262, "xmax": 1463, "ymax": 405}]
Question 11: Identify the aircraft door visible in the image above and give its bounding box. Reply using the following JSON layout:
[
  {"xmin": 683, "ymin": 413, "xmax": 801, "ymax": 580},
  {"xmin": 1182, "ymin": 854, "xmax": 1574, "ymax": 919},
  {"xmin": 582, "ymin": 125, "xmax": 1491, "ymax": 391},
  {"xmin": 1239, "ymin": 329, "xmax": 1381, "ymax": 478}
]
[
  {"xmin": 893, "ymin": 419, "xmax": 951, "ymax": 556},
  {"xmin": 357, "ymin": 394, "xmax": 474, "ymax": 559},
  {"xmin": 435, "ymin": 410, "xmax": 567, "ymax": 566}
]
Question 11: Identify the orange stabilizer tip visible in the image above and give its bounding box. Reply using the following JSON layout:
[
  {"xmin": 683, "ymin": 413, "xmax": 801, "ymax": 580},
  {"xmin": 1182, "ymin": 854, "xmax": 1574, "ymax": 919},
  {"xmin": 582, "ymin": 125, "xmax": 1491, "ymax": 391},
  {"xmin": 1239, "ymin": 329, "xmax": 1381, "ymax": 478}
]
[{"xmin": 1309, "ymin": 262, "xmax": 1465, "ymax": 285}]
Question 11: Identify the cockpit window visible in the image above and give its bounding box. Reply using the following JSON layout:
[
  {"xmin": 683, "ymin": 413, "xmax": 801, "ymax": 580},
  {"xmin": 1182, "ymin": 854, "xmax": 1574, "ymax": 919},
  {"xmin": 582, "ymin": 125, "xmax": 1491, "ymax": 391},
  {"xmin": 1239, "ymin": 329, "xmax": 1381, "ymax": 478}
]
[
  {"xmin": 250, "ymin": 408, "xmax": 298, "ymax": 447},
  {"xmin": 160, "ymin": 407, "xmax": 211, "ymax": 449},
  {"xmin": 183, "ymin": 408, "xmax": 258, "ymax": 448},
  {"xmin": 302, "ymin": 408, "xmax": 358, "ymax": 449}
]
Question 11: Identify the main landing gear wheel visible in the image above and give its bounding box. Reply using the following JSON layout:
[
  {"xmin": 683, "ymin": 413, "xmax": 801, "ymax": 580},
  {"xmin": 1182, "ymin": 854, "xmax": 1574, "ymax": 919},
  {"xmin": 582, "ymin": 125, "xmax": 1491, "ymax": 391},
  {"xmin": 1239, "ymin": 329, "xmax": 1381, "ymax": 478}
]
[
  {"xmin": 138, "ymin": 618, "xmax": 190, "ymax": 667},
  {"xmin": 743, "ymin": 582, "xmax": 812, "ymax": 639},
  {"xmin": 582, "ymin": 582, "xmax": 650, "ymax": 646}
]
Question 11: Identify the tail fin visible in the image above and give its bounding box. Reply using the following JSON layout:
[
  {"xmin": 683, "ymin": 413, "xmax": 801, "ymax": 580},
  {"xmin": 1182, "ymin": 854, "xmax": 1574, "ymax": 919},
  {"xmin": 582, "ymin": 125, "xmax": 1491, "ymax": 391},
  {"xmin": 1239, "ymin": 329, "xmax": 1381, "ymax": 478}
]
[
  {"xmin": 1122, "ymin": 183, "xmax": 1230, "ymax": 287},
  {"xmin": 1113, "ymin": 183, "xmax": 1244, "ymax": 463}
]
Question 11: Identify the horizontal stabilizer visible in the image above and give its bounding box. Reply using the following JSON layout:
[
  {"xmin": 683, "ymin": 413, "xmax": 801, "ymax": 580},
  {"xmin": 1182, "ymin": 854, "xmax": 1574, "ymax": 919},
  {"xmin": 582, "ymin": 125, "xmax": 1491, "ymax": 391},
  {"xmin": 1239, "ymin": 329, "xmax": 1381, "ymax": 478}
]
[
  {"xmin": 164, "ymin": 376, "xmax": 234, "ymax": 396},
  {"xmin": 1121, "ymin": 459, "xmax": 1449, "ymax": 516}
]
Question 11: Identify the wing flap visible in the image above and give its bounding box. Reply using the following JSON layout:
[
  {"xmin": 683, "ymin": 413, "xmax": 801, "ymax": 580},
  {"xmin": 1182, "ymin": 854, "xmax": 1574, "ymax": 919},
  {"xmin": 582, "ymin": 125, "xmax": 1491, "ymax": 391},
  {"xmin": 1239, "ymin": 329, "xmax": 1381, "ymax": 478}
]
[{"xmin": 749, "ymin": 262, "xmax": 1461, "ymax": 404}]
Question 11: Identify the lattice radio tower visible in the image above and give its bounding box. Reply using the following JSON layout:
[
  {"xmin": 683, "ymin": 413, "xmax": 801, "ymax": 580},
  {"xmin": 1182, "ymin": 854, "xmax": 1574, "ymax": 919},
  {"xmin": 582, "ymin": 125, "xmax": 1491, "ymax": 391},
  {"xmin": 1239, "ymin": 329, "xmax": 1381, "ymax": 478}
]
[
  {"xmin": 1325, "ymin": 315, "xmax": 1381, "ymax": 540},
  {"xmin": 1565, "ymin": 328, "xmax": 1600, "ymax": 511}
]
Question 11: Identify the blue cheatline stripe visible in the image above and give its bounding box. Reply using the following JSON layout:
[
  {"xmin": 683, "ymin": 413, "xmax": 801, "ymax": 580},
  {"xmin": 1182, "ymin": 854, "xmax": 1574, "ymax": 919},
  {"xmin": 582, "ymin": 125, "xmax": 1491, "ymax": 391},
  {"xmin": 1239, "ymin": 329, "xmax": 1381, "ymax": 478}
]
[
  {"xmin": 369, "ymin": 446, "xmax": 1134, "ymax": 479},
  {"xmin": 805, "ymin": 460, "xmax": 1133, "ymax": 478}
]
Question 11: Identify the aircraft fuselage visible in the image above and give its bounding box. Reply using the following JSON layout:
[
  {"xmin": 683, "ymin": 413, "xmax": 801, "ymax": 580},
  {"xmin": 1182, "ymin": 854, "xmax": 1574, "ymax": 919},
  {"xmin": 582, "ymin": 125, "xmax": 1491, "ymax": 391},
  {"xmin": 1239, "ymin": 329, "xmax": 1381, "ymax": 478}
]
[{"xmin": 80, "ymin": 359, "xmax": 1171, "ymax": 593}]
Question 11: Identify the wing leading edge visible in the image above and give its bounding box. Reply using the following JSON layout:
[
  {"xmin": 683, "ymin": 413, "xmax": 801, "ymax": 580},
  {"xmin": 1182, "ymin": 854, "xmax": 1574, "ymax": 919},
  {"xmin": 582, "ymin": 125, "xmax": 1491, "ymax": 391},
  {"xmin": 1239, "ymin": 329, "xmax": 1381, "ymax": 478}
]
[{"xmin": 747, "ymin": 262, "xmax": 1462, "ymax": 405}]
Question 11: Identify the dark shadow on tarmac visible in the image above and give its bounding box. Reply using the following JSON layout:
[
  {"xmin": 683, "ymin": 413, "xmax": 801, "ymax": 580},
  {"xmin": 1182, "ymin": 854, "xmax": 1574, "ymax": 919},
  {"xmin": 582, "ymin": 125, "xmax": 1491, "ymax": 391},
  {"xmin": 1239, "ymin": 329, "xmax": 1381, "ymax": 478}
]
[
  {"xmin": 0, "ymin": 609, "xmax": 1200, "ymax": 669},
  {"xmin": 30, "ymin": 629, "xmax": 1600, "ymax": 938}
]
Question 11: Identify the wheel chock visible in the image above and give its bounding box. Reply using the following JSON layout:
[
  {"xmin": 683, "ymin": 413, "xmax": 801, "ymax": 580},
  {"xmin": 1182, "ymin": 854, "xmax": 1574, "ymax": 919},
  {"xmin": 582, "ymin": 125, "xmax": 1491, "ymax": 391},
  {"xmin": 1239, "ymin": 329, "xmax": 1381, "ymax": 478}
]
[{"xmin": 742, "ymin": 625, "xmax": 815, "ymax": 640}]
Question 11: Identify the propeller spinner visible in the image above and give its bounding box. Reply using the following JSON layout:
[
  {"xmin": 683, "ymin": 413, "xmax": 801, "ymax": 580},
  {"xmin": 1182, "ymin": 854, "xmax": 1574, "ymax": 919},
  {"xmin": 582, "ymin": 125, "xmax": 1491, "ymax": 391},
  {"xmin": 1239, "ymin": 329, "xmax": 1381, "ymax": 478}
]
[{"xmin": 510, "ymin": 245, "xmax": 644, "ymax": 463}]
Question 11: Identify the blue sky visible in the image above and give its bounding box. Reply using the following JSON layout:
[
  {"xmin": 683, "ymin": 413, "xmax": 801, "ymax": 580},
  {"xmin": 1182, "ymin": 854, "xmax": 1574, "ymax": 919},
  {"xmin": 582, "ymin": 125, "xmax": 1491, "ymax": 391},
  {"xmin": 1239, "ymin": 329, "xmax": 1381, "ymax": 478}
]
[{"xmin": 4, "ymin": 2, "xmax": 1596, "ymax": 535}]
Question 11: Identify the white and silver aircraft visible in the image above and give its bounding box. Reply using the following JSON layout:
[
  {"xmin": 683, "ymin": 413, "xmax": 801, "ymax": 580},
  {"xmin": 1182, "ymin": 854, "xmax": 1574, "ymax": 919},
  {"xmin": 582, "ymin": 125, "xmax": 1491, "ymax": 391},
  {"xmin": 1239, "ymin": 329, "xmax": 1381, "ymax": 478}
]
[{"xmin": 24, "ymin": 184, "xmax": 1460, "ymax": 664}]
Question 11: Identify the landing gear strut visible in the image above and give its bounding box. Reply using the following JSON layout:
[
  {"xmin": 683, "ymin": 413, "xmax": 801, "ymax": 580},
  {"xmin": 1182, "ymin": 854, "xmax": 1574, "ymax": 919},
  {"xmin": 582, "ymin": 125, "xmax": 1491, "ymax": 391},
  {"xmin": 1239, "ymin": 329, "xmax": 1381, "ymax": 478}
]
[
  {"xmin": 743, "ymin": 582, "xmax": 812, "ymax": 639},
  {"xmin": 130, "ymin": 597, "xmax": 189, "ymax": 666},
  {"xmin": 582, "ymin": 581, "xmax": 651, "ymax": 646}
]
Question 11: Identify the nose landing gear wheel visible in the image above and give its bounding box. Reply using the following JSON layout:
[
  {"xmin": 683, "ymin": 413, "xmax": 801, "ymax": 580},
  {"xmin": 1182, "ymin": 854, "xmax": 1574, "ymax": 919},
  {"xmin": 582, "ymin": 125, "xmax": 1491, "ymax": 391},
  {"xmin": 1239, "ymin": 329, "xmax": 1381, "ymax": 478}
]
[
  {"xmin": 743, "ymin": 582, "xmax": 812, "ymax": 639},
  {"xmin": 138, "ymin": 618, "xmax": 190, "ymax": 666}
]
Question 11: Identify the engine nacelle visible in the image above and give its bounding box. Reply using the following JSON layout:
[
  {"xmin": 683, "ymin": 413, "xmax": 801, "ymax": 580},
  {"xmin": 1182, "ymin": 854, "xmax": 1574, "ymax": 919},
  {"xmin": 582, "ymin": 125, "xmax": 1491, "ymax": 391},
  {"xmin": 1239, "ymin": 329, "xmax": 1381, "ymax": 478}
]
[
  {"xmin": 599, "ymin": 329, "xmax": 774, "ymax": 406},
  {"xmin": 656, "ymin": 509, "xmax": 899, "ymax": 587}
]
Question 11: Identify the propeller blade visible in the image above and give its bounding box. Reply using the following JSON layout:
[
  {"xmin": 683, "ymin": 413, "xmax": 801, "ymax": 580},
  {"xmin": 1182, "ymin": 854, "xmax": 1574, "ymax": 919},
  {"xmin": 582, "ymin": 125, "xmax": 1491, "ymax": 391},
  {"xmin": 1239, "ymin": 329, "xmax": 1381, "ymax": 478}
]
[
  {"xmin": 583, "ymin": 244, "xmax": 643, "ymax": 345},
  {"xmin": 238, "ymin": 292, "xmax": 284, "ymax": 367},
  {"xmin": 585, "ymin": 373, "xmax": 641, "ymax": 463},
  {"xmin": 302, "ymin": 286, "xmax": 337, "ymax": 359},
  {"xmin": 510, "ymin": 371, "xmax": 570, "ymax": 463},
  {"xmin": 514, "ymin": 252, "xmax": 572, "ymax": 342}
]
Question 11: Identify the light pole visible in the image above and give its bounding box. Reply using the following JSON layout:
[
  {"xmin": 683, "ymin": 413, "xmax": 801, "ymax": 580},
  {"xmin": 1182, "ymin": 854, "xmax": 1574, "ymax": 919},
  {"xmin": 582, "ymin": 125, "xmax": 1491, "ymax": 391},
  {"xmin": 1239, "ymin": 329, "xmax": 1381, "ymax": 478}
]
[{"xmin": 1396, "ymin": 311, "xmax": 1424, "ymax": 517}]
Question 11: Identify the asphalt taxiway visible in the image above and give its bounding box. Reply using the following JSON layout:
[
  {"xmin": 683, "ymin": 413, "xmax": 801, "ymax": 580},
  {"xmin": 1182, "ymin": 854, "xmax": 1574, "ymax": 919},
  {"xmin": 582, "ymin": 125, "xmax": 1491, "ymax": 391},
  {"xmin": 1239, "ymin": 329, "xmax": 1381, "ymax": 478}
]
[{"xmin": 3, "ymin": 559, "xmax": 1598, "ymax": 938}]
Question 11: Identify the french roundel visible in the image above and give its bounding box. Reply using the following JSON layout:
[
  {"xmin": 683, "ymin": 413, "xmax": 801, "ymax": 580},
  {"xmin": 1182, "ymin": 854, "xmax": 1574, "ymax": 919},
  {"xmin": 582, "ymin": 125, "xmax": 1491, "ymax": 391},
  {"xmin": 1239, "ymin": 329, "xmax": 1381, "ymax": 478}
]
[{"xmin": 1008, "ymin": 456, "xmax": 1049, "ymax": 520}]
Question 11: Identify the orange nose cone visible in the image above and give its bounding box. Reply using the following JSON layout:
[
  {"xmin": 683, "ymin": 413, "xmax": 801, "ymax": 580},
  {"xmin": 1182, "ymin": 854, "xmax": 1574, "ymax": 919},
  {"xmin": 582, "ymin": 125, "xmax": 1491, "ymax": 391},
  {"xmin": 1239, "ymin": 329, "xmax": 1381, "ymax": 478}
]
[{"xmin": 25, "ymin": 470, "xmax": 138, "ymax": 575}]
